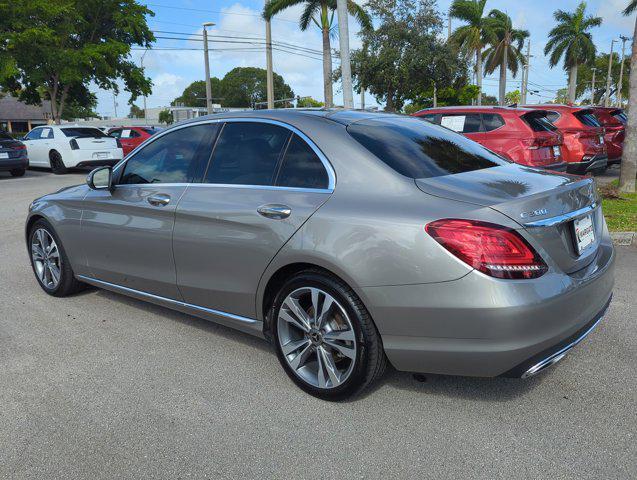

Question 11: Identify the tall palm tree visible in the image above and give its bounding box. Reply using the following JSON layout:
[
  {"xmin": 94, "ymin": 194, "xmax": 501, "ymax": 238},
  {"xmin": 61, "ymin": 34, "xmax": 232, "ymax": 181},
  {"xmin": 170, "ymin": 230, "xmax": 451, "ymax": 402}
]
[
  {"xmin": 619, "ymin": 1, "xmax": 636, "ymax": 192},
  {"xmin": 263, "ymin": 0, "xmax": 371, "ymax": 108},
  {"xmin": 544, "ymin": 2, "xmax": 602, "ymax": 104},
  {"xmin": 482, "ymin": 10, "xmax": 528, "ymax": 106},
  {"xmin": 448, "ymin": 0, "xmax": 492, "ymax": 106}
]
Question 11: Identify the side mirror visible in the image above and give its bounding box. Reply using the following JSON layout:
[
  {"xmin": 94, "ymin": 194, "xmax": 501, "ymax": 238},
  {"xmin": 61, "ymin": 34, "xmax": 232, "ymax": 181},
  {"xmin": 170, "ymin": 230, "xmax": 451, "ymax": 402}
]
[{"xmin": 87, "ymin": 166, "xmax": 113, "ymax": 191}]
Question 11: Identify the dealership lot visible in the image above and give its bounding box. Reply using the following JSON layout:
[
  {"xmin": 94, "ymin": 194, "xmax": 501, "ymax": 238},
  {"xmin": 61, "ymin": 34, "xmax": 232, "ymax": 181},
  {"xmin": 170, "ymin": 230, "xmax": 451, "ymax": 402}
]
[{"xmin": 1, "ymin": 170, "xmax": 635, "ymax": 479}]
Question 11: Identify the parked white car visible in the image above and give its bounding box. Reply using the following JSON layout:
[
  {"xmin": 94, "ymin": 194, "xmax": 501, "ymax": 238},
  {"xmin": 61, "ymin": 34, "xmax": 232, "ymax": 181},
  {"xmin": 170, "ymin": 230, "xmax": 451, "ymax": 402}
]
[{"xmin": 22, "ymin": 125, "xmax": 123, "ymax": 174}]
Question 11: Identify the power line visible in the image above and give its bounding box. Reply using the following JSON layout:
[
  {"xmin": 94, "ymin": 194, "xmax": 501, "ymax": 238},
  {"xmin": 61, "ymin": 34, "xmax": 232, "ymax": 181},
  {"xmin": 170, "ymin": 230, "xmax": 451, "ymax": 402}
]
[{"xmin": 144, "ymin": 2, "xmax": 298, "ymax": 24}]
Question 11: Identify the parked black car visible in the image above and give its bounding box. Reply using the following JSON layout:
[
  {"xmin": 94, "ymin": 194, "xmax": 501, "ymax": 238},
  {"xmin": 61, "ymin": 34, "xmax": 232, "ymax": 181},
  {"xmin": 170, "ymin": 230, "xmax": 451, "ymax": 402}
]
[{"xmin": 0, "ymin": 130, "xmax": 28, "ymax": 177}]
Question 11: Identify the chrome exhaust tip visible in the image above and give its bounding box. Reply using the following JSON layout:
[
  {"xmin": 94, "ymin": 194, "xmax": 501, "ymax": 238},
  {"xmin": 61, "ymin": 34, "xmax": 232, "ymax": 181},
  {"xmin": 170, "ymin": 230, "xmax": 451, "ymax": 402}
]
[{"xmin": 521, "ymin": 351, "xmax": 568, "ymax": 378}]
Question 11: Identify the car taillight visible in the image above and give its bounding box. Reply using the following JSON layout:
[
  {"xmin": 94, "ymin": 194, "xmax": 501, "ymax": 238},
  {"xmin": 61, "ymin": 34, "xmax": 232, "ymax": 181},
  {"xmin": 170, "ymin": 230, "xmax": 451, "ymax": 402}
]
[
  {"xmin": 425, "ymin": 219, "xmax": 547, "ymax": 279},
  {"xmin": 13, "ymin": 144, "xmax": 27, "ymax": 150},
  {"xmin": 69, "ymin": 139, "xmax": 79, "ymax": 150}
]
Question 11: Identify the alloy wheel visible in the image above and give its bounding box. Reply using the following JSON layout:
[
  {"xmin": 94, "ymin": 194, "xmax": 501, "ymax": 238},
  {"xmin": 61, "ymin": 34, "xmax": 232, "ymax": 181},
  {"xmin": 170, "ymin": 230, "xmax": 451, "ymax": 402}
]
[
  {"xmin": 31, "ymin": 228, "xmax": 62, "ymax": 289},
  {"xmin": 277, "ymin": 287, "xmax": 357, "ymax": 389}
]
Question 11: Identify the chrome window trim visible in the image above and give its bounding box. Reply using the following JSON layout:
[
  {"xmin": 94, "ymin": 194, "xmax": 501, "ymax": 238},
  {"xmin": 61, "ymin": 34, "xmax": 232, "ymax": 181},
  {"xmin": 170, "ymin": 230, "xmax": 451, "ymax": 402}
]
[
  {"xmin": 111, "ymin": 182, "xmax": 333, "ymax": 194},
  {"xmin": 113, "ymin": 117, "xmax": 336, "ymax": 191},
  {"xmin": 77, "ymin": 275, "xmax": 259, "ymax": 324},
  {"xmin": 523, "ymin": 202, "xmax": 598, "ymax": 228}
]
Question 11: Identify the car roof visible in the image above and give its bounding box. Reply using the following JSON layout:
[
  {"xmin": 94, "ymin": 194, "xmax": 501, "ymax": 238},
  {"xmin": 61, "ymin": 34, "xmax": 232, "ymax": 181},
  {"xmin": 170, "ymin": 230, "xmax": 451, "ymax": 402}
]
[
  {"xmin": 416, "ymin": 105, "xmax": 542, "ymax": 115},
  {"xmin": 521, "ymin": 104, "xmax": 593, "ymax": 112}
]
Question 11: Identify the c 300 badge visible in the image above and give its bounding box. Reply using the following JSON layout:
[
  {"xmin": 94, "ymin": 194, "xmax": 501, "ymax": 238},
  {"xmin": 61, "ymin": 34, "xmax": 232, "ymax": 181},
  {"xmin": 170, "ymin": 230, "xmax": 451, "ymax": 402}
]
[{"xmin": 520, "ymin": 208, "xmax": 549, "ymax": 219}]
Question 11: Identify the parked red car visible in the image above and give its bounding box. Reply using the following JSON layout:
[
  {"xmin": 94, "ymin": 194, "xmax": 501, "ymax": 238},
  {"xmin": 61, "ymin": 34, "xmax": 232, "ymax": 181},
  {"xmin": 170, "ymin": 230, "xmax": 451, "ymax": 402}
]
[
  {"xmin": 107, "ymin": 126, "xmax": 161, "ymax": 157},
  {"xmin": 591, "ymin": 107, "xmax": 625, "ymax": 165},
  {"xmin": 414, "ymin": 106, "xmax": 566, "ymax": 171},
  {"xmin": 520, "ymin": 105, "xmax": 607, "ymax": 174}
]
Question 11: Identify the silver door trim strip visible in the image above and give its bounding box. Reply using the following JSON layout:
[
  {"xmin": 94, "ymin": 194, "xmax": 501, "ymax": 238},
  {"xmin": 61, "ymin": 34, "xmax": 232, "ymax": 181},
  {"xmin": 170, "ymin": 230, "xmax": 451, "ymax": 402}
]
[
  {"xmin": 523, "ymin": 202, "xmax": 598, "ymax": 228},
  {"xmin": 77, "ymin": 275, "xmax": 259, "ymax": 324}
]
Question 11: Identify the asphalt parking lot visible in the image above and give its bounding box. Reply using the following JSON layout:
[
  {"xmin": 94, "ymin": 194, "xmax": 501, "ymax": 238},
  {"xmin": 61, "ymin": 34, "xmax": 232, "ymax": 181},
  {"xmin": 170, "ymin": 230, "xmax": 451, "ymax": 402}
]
[{"xmin": 1, "ymin": 169, "xmax": 635, "ymax": 479}]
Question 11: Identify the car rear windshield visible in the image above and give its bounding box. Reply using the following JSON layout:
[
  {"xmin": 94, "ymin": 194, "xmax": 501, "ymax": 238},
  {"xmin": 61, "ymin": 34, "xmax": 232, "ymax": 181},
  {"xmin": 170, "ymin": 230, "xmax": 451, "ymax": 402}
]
[
  {"xmin": 522, "ymin": 112, "xmax": 557, "ymax": 132},
  {"xmin": 347, "ymin": 117, "xmax": 508, "ymax": 179},
  {"xmin": 61, "ymin": 127, "xmax": 107, "ymax": 138},
  {"xmin": 574, "ymin": 111, "xmax": 601, "ymax": 127}
]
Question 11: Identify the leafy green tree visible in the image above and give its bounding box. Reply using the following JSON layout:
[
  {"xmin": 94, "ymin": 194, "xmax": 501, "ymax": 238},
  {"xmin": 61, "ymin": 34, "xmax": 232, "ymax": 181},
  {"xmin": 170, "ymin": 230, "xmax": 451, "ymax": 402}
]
[
  {"xmin": 297, "ymin": 96, "xmax": 324, "ymax": 107},
  {"xmin": 620, "ymin": 0, "xmax": 637, "ymax": 192},
  {"xmin": 349, "ymin": 0, "xmax": 469, "ymax": 112},
  {"xmin": 219, "ymin": 67, "xmax": 294, "ymax": 108},
  {"xmin": 544, "ymin": 2, "xmax": 602, "ymax": 104},
  {"xmin": 449, "ymin": 0, "xmax": 491, "ymax": 106},
  {"xmin": 62, "ymin": 91, "xmax": 99, "ymax": 120},
  {"xmin": 553, "ymin": 88, "xmax": 570, "ymax": 104},
  {"xmin": 0, "ymin": 0, "xmax": 154, "ymax": 124},
  {"xmin": 504, "ymin": 89, "xmax": 520, "ymax": 104},
  {"xmin": 158, "ymin": 109, "xmax": 173, "ymax": 125},
  {"xmin": 129, "ymin": 104, "xmax": 144, "ymax": 118},
  {"xmin": 263, "ymin": 0, "xmax": 371, "ymax": 108},
  {"xmin": 481, "ymin": 93, "xmax": 498, "ymax": 105},
  {"xmin": 577, "ymin": 53, "xmax": 630, "ymax": 104},
  {"xmin": 171, "ymin": 79, "xmax": 222, "ymax": 106},
  {"xmin": 482, "ymin": 10, "xmax": 528, "ymax": 106}
]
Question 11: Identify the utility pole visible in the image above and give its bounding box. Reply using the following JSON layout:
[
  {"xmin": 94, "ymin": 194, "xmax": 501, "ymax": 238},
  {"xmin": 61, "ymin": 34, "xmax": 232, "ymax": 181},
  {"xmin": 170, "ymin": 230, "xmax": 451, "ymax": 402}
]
[
  {"xmin": 617, "ymin": 35, "xmax": 630, "ymax": 107},
  {"xmin": 202, "ymin": 22, "xmax": 215, "ymax": 114},
  {"xmin": 265, "ymin": 7, "xmax": 274, "ymax": 109},
  {"xmin": 604, "ymin": 39, "xmax": 617, "ymax": 107},
  {"xmin": 433, "ymin": 82, "xmax": 437, "ymax": 107},
  {"xmin": 140, "ymin": 48, "xmax": 148, "ymax": 124},
  {"xmin": 336, "ymin": 0, "xmax": 354, "ymax": 108},
  {"xmin": 113, "ymin": 93, "xmax": 118, "ymax": 118},
  {"xmin": 591, "ymin": 67, "xmax": 597, "ymax": 105},
  {"xmin": 521, "ymin": 40, "xmax": 531, "ymax": 104}
]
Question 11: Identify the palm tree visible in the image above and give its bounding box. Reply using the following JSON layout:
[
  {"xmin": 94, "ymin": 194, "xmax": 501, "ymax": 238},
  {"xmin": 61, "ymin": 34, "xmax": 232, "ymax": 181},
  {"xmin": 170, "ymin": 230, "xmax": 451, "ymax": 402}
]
[
  {"xmin": 619, "ymin": 1, "xmax": 636, "ymax": 192},
  {"xmin": 263, "ymin": 0, "xmax": 371, "ymax": 108},
  {"xmin": 448, "ymin": 0, "xmax": 492, "ymax": 106},
  {"xmin": 482, "ymin": 10, "xmax": 528, "ymax": 106},
  {"xmin": 544, "ymin": 2, "xmax": 602, "ymax": 104}
]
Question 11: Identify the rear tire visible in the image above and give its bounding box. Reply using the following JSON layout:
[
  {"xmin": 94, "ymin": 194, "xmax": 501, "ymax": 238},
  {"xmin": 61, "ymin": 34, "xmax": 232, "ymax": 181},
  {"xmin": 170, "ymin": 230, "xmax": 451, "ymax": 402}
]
[
  {"xmin": 10, "ymin": 168, "xmax": 25, "ymax": 177},
  {"xmin": 29, "ymin": 219, "xmax": 84, "ymax": 297},
  {"xmin": 270, "ymin": 269, "xmax": 387, "ymax": 400},
  {"xmin": 49, "ymin": 150, "xmax": 68, "ymax": 175}
]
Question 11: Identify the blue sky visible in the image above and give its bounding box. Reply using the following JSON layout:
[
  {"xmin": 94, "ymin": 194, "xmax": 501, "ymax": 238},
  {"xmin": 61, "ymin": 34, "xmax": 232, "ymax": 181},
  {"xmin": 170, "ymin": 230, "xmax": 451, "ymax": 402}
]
[{"xmin": 96, "ymin": 0, "xmax": 635, "ymax": 116}]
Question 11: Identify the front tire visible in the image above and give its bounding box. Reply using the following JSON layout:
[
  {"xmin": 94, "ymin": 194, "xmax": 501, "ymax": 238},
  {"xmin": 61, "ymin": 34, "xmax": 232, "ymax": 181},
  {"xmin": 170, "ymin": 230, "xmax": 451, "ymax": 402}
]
[
  {"xmin": 49, "ymin": 150, "xmax": 68, "ymax": 174},
  {"xmin": 10, "ymin": 168, "xmax": 25, "ymax": 177},
  {"xmin": 29, "ymin": 219, "xmax": 84, "ymax": 296},
  {"xmin": 271, "ymin": 270, "xmax": 387, "ymax": 400}
]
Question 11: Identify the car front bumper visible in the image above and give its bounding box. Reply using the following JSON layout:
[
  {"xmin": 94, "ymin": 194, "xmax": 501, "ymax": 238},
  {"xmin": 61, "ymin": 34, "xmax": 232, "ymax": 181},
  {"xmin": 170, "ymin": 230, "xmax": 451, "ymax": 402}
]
[{"xmin": 360, "ymin": 239, "xmax": 615, "ymax": 377}]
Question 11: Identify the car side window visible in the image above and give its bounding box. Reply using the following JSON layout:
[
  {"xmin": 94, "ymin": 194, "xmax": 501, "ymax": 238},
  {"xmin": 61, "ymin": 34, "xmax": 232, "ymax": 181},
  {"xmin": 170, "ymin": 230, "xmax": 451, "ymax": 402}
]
[
  {"xmin": 546, "ymin": 111, "xmax": 560, "ymax": 123},
  {"xmin": 204, "ymin": 122, "xmax": 290, "ymax": 186},
  {"xmin": 440, "ymin": 114, "xmax": 481, "ymax": 133},
  {"xmin": 40, "ymin": 128, "xmax": 54, "ymax": 139},
  {"xmin": 419, "ymin": 114, "xmax": 437, "ymax": 123},
  {"xmin": 24, "ymin": 129, "xmax": 42, "ymax": 140},
  {"xmin": 109, "ymin": 129, "xmax": 122, "ymax": 139},
  {"xmin": 482, "ymin": 113, "xmax": 505, "ymax": 132},
  {"xmin": 119, "ymin": 124, "xmax": 219, "ymax": 185},
  {"xmin": 275, "ymin": 134, "xmax": 329, "ymax": 189}
]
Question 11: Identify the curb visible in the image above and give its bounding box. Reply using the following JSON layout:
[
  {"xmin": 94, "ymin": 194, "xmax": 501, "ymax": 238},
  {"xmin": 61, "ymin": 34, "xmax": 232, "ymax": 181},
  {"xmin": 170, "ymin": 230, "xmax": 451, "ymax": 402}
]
[{"xmin": 610, "ymin": 232, "xmax": 636, "ymax": 246}]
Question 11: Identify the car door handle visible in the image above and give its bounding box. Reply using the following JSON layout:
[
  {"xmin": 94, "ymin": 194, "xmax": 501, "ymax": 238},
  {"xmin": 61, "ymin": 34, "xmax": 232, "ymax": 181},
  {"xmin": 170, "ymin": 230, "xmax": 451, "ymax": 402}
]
[
  {"xmin": 257, "ymin": 204, "xmax": 291, "ymax": 219},
  {"xmin": 147, "ymin": 193, "xmax": 171, "ymax": 207}
]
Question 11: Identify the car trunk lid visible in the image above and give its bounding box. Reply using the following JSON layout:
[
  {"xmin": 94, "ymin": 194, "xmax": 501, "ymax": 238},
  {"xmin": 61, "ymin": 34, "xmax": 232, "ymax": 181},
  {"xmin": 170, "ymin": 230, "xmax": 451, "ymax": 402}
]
[{"xmin": 416, "ymin": 164, "xmax": 601, "ymax": 273}]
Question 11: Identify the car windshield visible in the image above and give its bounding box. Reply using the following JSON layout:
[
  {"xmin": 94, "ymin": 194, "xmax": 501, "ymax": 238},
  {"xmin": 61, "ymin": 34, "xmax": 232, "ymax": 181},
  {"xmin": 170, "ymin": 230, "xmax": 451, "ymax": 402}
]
[
  {"xmin": 347, "ymin": 116, "xmax": 508, "ymax": 179},
  {"xmin": 61, "ymin": 128, "xmax": 107, "ymax": 138}
]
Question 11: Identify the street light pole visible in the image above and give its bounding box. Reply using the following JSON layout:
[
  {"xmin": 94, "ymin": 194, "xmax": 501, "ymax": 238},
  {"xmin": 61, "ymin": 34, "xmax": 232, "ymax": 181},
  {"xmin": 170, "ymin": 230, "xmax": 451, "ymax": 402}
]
[
  {"xmin": 265, "ymin": 14, "xmax": 274, "ymax": 109},
  {"xmin": 591, "ymin": 67, "xmax": 597, "ymax": 105},
  {"xmin": 520, "ymin": 40, "xmax": 531, "ymax": 104},
  {"xmin": 604, "ymin": 39, "xmax": 617, "ymax": 107},
  {"xmin": 141, "ymin": 48, "xmax": 148, "ymax": 124},
  {"xmin": 202, "ymin": 22, "xmax": 215, "ymax": 114},
  {"xmin": 617, "ymin": 35, "xmax": 630, "ymax": 107},
  {"xmin": 336, "ymin": 0, "xmax": 354, "ymax": 109}
]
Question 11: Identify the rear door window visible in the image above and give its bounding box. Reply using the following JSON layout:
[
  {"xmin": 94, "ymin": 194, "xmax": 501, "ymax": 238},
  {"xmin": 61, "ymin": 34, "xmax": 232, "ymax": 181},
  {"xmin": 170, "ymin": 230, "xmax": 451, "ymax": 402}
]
[
  {"xmin": 546, "ymin": 111, "xmax": 560, "ymax": 123},
  {"xmin": 574, "ymin": 111, "xmax": 601, "ymax": 127},
  {"xmin": 418, "ymin": 114, "xmax": 437, "ymax": 124},
  {"xmin": 347, "ymin": 117, "xmax": 507, "ymax": 179},
  {"xmin": 522, "ymin": 112, "xmax": 557, "ymax": 132},
  {"xmin": 482, "ymin": 113, "xmax": 505, "ymax": 132},
  {"xmin": 440, "ymin": 114, "xmax": 481, "ymax": 133},
  {"xmin": 204, "ymin": 122, "xmax": 290, "ymax": 186},
  {"xmin": 275, "ymin": 134, "xmax": 329, "ymax": 189}
]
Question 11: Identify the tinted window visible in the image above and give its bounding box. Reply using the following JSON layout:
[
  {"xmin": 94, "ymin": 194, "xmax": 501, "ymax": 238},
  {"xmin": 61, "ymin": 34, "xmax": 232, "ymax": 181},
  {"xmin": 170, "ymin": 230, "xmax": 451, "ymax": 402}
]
[
  {"xmin": 61, "ymin": 127, "xmax": 106, "ymax": 138},
  {"xmin": 24, "ymin": 129, "xmax": 42, "ymax": 140},
  {"xmin": 522, "ymin": 112, "xmax": 557, "ymax": 132},
  {"xmin": 119, "ymin": 124, "xmax": 218, "ymax": 184},
  {"xmin": 109, "ymin": 129, "xmax": 122, "ymax": 138},
  {"xmin": 276, "ymin": 134, "xmax": 329, "ymax": 189},
  {"xmin": 574, "ymin": 111, "xmax": 601, "ymax": 127},
  {"xmin": 348, "ymin": 117, "xmax": 507, "ymax": 179},
  {"xmin": 546, "ymin": 111, "xmax": 560, "ymax": 123},
  {"xmin": 482, "ymin": 113, "xmax": 505, "ymax": 132},
  {"xmin": 612, "ymin": 111, "xmax": 627, "ymax": 124},
  {"xmin": 40, "ymin": 127, "xmax": 54, "ymax": 139},
  {"xmin": 418, "ymin": 114, "xmax": 437, "ymax": 123},
  {"xmin": 205, "ymin": 122, "xmax": 290, "ymax": 185},
  {"xmin": 440, "ymin": 114, "xmax": 481, "ymax": 133}
]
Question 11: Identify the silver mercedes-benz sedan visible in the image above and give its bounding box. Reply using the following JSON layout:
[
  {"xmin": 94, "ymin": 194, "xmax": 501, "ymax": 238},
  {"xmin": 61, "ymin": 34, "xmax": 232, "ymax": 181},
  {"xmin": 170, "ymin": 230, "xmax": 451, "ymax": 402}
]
[{"xmin": 26, "ymin": 110, "xmax": 614, "ymax": 400}]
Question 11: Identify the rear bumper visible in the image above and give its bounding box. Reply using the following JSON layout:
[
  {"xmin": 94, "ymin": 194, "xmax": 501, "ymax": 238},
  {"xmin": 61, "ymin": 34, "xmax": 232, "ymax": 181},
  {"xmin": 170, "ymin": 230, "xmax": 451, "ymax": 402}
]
[
  {"xmin": 68, "ymin": 148, "xmax": 123, "ymax": 168},
  {"xmin": 361, "ymin": 240, "xmax": 615, "ymax": 377},
  {"xmin": 608, "ymin": 157, "xmax": 622, "ymax": 165},
  {"xmin": 75, "ymin": 159, "xmax": 120, "ymax": 168},
  {"xmin": 542, "ymin": 161, "xmax": 567, "ymax": 172},
  {"xmin": 566, "ymin": 154, "xmax": 608, "ymax": 174},
  {"xmin": 0, "ymin": 157, "xmax": 29, "ymax": 171}
]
